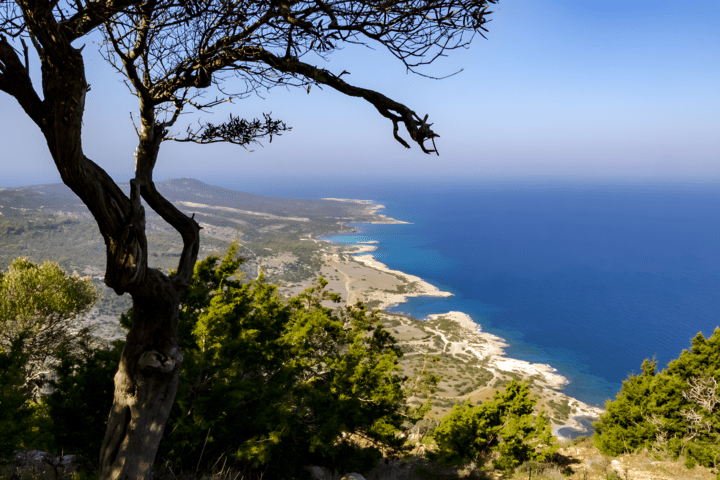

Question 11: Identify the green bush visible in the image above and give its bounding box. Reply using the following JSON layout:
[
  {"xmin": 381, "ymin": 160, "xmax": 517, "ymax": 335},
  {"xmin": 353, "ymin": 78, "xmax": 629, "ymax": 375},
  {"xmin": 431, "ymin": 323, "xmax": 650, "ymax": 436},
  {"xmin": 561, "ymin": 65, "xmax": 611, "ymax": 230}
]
[
  {"xmin": 432, "ymin": 380, "xmax": 557, "ymax": 472},
  {"xmin": 593, "ymin": 328, "xmax": 720, "ymax": 468},
  {"xmin": 44, "ymin": 337, "xmax": 123, "ymax": 466},
  {"xmin": 156, "ymin": 243, "xmax": 410, "ymax": 477},
  {"xmin": 0, "ymin": 337, "xmax": 33, "ymax": 461},
  {"xmin": 0, "ymin": 256, "xmax": 98, "ymax": 462}
]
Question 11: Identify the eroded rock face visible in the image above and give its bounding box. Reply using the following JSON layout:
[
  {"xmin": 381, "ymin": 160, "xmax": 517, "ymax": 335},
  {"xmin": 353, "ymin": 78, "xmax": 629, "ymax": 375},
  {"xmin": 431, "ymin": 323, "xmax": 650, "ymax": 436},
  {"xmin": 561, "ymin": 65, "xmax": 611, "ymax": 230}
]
[
  {"xmin": 11, "ymin": 450, "xmax": 77, "ymax": 477},
  {"xmin": 340, "ymin": 473, "xmax": 366, "ymax": 480},
  {"xmin": 306, "ymin": 466, "xmax": 367, "ymax": 480}
]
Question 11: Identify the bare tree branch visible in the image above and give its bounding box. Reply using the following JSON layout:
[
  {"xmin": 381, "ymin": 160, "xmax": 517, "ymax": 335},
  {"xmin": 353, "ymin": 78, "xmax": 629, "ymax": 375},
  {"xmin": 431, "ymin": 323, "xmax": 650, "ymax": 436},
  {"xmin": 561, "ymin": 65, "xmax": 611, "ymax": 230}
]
[
  {"xmin": 173, "ymin": 112, "xmax": 290, "ymax": 147},
  {"xmin": 256, "ymin": 49, "xmax": 440, "ymax": 153},
  {"xmin": 682, "ymin": 376, "xmax": 719, "ymax": 413},
  {"xmin": 0, "ymin": 34, "xmax": 44, "ymax": 126},
  {"xmin": 95, "ymin": 0, "xmax": 496, "ymax": 153}
]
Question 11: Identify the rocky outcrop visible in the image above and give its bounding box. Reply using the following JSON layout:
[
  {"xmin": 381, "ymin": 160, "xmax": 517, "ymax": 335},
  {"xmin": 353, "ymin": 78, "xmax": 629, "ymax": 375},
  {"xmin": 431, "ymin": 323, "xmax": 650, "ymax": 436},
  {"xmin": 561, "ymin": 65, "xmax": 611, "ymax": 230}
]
[
  {"xmin": 306, "ymin": 466, "xmax": 367, "ymax": 480},
  {"xmin": 9, "ymin": 450, "xmax": 77, "ymax": 477}
]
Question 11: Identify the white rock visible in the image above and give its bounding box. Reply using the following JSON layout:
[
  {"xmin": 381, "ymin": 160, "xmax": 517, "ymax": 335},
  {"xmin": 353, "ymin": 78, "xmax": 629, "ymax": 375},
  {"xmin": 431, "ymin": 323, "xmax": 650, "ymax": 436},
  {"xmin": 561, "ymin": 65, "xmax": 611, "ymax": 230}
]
[{"xmin": 341, "ymin": 473, "xmax": 366, "ymax": 480}]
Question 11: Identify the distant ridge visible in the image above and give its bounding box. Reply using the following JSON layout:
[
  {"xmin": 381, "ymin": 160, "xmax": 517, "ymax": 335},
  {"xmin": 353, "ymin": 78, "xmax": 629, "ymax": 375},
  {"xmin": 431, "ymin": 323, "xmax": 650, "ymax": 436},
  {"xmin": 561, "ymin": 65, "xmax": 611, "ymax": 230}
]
[
  {"xmin": 153, "ymin": 178, "xmax": 370, "ymax": 218},
  {"xmin": 0, "ymin": 178, "xmax": 378, "ymax": 220},
  {"xmin": 0, "ymin": 177, "xmax": 401, "ymax": 336}
]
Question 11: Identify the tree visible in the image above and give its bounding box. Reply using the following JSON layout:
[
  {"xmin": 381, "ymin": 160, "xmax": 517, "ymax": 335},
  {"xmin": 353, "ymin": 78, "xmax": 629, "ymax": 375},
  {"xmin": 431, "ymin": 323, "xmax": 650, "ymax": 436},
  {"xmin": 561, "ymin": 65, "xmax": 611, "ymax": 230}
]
[
  {"xmin": 157, "ymin": 245, "xmax": 407, "ymax": 476},
  {"xmin": 0, "ymin": 0, "xmax": 499, "ymax": 476},
  {"xmin": 593, "ymin": 328, "xmax": 720, "ymax": 469},
  {"xmin": 0, "ymin": 257, "xmax": 96, "ymax": 463},
  {"xmin": 0, "ymin": 337, "xmax": 33, "ymax": 461},
  {"xmin": 44, "ymin": 338, "xmax": 125, "ymax": 466},
  {"xmin": 0, "ymin": 257, "xmax": 97, "ymax": 399},
  {"xmin": 433, "ymin": 380, "xmax": 556, "ymax": 473}
]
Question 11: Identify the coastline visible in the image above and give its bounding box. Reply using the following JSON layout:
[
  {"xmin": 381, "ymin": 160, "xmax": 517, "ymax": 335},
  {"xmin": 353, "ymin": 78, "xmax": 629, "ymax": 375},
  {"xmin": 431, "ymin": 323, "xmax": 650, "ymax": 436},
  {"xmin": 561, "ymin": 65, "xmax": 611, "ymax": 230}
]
[
  {"xmin": 311, "ymin": 224, "xmax": 604, "ymax": 440},
  {"xmin": 307, "ymin": 241, "xmax": 453, "ymax": 308},
  {"xmin": 321, "ymin": 198, "xmax": 410, "ymax": 224}
]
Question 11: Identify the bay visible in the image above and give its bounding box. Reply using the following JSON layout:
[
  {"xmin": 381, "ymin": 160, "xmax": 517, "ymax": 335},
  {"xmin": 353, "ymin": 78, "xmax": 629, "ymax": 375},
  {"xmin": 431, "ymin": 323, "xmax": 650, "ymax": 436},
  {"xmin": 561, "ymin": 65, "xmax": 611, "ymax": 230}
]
[{"xmin": 217, "ymin": 176, "xmax": 720, "ymax": 407}]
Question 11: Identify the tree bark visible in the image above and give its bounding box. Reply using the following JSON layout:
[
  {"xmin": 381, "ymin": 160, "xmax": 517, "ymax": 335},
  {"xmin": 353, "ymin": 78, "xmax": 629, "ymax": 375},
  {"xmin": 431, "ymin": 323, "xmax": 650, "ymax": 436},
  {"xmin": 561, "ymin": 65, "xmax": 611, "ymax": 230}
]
[{"xmin": 99, "ymin": 269, "xmax": 185, "ymax": 480}]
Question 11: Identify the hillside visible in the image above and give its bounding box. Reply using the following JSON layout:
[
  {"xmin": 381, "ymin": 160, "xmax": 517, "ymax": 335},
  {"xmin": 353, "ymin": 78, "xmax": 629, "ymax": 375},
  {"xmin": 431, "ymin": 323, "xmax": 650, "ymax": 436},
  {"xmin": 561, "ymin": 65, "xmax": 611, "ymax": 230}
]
[{"xmin": 0, "ymin": 178, "xmax": 403, "ymax": 338}]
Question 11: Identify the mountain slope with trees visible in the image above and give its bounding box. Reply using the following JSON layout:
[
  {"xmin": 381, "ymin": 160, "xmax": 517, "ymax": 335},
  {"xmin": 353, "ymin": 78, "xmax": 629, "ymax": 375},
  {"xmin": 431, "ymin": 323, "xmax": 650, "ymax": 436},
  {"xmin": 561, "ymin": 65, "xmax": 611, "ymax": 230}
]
[
  {"xmin": 0, "ymin": 179, "xmax": 407, "ymax": 341},
  {"xmin": 594, "ymin": 328, "xmax": 720, "ymax": 470},
  {"xmin": 1, "ymin": 0, "xmax": 499, "ymax": 473},
  {"xmin": 0, "ymin": 246, "xmax": 433, "ymax": 476}
]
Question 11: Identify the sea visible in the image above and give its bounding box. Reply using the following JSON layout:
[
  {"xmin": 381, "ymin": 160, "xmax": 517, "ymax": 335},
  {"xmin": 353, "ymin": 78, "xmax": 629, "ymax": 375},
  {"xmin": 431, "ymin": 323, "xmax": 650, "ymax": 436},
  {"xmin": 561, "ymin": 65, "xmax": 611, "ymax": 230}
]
[{"xmin": 215, "ymin": 176, "xmax": 720, "ymax": 408}]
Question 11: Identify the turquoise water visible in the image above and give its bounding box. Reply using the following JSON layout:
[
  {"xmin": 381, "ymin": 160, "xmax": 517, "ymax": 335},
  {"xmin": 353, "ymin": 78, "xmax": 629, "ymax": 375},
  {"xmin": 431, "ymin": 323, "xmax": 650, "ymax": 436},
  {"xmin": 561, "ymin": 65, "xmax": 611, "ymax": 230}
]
[{"xmin": 224, "ymin": 178, "xmax": 720, "ymax": 407}]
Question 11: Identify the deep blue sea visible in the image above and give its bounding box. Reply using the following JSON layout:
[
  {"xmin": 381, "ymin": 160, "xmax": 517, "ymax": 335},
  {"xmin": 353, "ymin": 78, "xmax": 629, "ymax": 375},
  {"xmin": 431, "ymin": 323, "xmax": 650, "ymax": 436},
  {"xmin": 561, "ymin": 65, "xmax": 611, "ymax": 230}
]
[{"xmin": 217, "ymin": 177, "xmax": 720, "ymax": 407}]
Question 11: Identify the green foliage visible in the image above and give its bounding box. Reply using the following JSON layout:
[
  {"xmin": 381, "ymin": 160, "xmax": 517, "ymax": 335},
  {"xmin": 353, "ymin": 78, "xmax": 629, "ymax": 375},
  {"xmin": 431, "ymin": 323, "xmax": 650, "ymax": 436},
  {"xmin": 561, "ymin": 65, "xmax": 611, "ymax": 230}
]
[
  {"xmin": 666, "ymin": 329, "xmax": 720, "ymax": 380},
  {"xmin": 592, "ymin": 359, "xmax": 685, "ymax": 456},
  {"xmin": 0, "ymin": 246, "xmax": 418, "ymax": 474},
  {"xmin": 44, "ymin": 336, "xmax": 124, "ymax": 466},
  {"xmin": 0, "ymin": 337, "xmax": 33, "ymax": 461},
  {"xmin": 432, "ymin": 380, "xmax": 557, "ymax": 472},
  {"xmin": 0, "ymin": 256, "xmax": 96, "ymax": 324},
  {"xmin": 593, "ymin": 328, "xmax": 720, "ymax": 469},
  {"xmin": 157, "ymin": 243, "xmax": 408, "ymax": 476},
  {"xmin": 0, "ymin": 257, "xmax": 99, "ymax": 462},
  {"xmin": 0, "ymin": 318, "xmax": 122, "ymax": 468},
  {"xmin": 0, "ymin": 257, "xmax": 97, "ymax": 395}
]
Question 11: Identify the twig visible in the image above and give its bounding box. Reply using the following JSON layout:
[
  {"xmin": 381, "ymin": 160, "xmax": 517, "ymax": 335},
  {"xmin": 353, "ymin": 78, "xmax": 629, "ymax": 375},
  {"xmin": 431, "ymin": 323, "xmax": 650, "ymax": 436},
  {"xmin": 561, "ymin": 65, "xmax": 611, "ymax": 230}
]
[{"xmin": 196, "ymin": 428, "xmax": 211, "ymax": 475}]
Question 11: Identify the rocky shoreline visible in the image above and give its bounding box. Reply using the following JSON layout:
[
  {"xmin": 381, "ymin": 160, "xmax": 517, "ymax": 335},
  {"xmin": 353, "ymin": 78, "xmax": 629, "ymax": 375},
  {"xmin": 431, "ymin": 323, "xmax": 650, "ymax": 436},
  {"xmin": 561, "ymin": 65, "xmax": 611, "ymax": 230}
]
[{"xmin": 305, "ymin": 240, "xmax": 604, "ymax": 440}]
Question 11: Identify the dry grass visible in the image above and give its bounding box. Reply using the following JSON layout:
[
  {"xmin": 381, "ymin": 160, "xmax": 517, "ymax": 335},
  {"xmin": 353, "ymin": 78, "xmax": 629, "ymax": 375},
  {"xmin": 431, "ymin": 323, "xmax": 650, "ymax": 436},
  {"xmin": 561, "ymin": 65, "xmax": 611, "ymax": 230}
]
[
  {"xmin": 4, "ymin": 436, "xmax": 718, "ymax": 480},
  {"xmin": 548, "ymin": 436, "xmax": 719, "ymax": 480}
]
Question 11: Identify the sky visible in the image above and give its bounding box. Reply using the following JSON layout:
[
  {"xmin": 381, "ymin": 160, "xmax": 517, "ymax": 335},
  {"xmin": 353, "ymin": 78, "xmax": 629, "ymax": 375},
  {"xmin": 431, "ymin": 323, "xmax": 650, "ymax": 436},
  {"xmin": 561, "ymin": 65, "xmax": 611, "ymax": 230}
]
[{"xmin": 1, "ymin": 0, "xmax": 719, "ymax": 188}]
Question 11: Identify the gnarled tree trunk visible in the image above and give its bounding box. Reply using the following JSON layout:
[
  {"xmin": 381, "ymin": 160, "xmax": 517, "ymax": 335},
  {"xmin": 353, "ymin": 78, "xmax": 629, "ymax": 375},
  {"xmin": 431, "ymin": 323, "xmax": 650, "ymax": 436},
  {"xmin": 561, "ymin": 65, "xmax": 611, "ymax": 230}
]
[
  {"xmin": 0, "ymin": 12, "xmax": 200, "ymax": 478},
  {"xmin": 99, "ymin": 270, "xmax": 185, "ymax": 479}
]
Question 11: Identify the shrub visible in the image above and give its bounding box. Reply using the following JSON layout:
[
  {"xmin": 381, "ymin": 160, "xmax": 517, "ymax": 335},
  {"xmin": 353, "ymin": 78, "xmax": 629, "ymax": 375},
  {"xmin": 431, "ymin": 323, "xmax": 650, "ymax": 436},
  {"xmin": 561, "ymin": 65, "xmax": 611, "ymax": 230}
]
[
  {"xmin": 593, "ymin": 328, "xmax": 720, "ymax": 468},
  {"xmin": 0, "ymin": 337, "xmax": 32, "ymax": 461},
  {"xmin": 433, "ymin": 380, "xmax": 557, "ymax": 472},
  {"xmin": 156, "ymin": 244, "xmax": 410, "ymax": 476},
  {"xmin": 44, "ymin": 336, "xmax": 123, "ymax": 466}
]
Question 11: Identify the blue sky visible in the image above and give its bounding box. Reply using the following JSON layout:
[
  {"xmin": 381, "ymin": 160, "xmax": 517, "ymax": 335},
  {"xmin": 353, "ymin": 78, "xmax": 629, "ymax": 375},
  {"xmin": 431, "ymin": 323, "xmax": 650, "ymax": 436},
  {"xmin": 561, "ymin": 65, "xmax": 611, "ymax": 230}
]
[{"xmin": 1, "ymin": 0, "xmax": 718, "ymax": 187}]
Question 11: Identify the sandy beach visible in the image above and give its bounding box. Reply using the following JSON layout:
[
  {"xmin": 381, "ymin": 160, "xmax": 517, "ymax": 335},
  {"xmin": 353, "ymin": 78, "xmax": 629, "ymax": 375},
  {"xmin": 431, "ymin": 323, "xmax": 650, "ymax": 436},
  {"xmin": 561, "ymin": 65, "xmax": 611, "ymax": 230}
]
[{"xmin": 314, "ymin": 242, "xmax": 452, "ymax": 308}]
